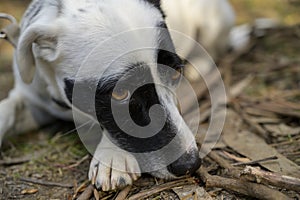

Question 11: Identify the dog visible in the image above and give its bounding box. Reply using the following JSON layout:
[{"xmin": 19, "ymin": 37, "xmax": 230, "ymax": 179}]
[{"xmin": 0, "ymin": 0, "xmax": 235, "ymax": 191}]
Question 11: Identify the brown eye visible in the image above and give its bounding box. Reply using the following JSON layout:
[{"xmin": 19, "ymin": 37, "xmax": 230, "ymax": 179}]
[
  {"xmin": 112, "ymin": 89, "xmax": 130, "ymax": 101},
  {"xmin": 172, "ymin": 68, "xmax": 182, "ymax": 80}
]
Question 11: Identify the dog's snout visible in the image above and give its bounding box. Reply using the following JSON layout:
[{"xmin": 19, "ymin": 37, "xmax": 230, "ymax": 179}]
[{"xmin": 167, "ymin": 149, "xmax": 201, "ymax": 176}]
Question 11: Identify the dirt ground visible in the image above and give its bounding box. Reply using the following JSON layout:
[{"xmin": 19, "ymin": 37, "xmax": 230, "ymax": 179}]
[{"xmin": 0, "ymin": 1, "xmax": 300, "ymax": 200}]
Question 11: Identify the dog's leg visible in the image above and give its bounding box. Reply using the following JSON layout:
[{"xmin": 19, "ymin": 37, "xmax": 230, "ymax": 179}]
[
  {"xmin": 0, "ymin": 89, "xmax": 53, "ymax": 146},
  {"xmin": 89, "ymin": 132, "xmax": 141, "ymax": 191}
]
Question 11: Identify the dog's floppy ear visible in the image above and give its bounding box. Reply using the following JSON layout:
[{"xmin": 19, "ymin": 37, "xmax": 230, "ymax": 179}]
[{"xmin": 17, "ymin": 24, "xmax": 59, "ymax": 83}]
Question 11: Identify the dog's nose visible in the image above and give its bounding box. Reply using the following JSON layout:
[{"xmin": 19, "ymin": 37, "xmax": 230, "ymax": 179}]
[{"xmin": 167, "ymin": 148, "xmax": 201, "ymax": 176}]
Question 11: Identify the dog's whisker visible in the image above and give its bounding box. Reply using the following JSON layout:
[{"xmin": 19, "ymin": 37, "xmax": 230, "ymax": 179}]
[{"xmin": 57, "ymin": 120, "xmax": 94, "ymax": 138}]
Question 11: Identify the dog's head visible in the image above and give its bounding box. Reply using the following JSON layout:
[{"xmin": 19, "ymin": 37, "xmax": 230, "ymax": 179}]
[{"xmin": 17, "ymin": 0, "xmax": 200, "ymax": 178}]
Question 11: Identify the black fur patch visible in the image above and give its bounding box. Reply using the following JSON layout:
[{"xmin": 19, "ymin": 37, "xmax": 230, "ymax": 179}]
[{"xmin": 94, "ymin": 63, "xmax": 176, "ymax": 153}]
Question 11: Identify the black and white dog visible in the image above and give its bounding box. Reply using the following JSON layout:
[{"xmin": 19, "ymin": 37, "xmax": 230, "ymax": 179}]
[{"xmin": 0, "ymin": 0, "xmax": 235, "ymax": 191}]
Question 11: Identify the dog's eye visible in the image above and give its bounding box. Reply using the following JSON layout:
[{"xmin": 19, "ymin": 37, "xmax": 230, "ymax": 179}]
[
  {"xmin": 172, "ymin": 67, "xmax": 182, "ymax": 80},
  {"xmin": 112, "ymin": 88, "xmax": 130, "ymax": 101}
]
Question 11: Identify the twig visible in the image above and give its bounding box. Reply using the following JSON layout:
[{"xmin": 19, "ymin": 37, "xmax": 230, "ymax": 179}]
[
  {"xmin": 63, "ymin": 155, "xmax": 90, "ymax": 169},
  {"xmin": 72, "ymin": 180, "xmax": 89, "ymax": 200},
  {"xmin": 241, "ymin": 166, "xmax": 300, "ymax": 192},
  {"xmin": 232, "ymin": 156, "xmax": 278, "ymax": 166},
  {"xmin": 128, "ymin": 177, "xmax": 195, "ymax": 200},
  {"xmin": 270, "ymin": 138, "xmax": 299, "ymax": 147},
  {"xmin": 115, "ymin": 185, "xmax": 132, "ymax": 200},
  {"xmin": 20, "ymin": 177, "xmax": 73, "ymax": 188},
  {"xmin": 232, "ymin": 102, "xmax": 269, "ymax": 140},
  {"xmin": 0, "ymin": 157, "xmax": 32, "ymax": 166},
  {"xmin": 208, "ymin": 151, "xmax": 241, "ymax": 179},
  {"xmin": 0, "ymin": 150, "xmax": 46, "ymax": 166},
  {"xmin": 77, "ymin": 184, "xmax": 94, "ymax": 200},
  {"xmin": 198, "ymin": 167, "xmax": 291, "ymax": 200}
]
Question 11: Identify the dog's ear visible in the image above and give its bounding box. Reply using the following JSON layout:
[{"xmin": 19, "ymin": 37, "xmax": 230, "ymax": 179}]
[{"xmin": 17, "ymin": 24, "xmax": 59, "ymax": 83}]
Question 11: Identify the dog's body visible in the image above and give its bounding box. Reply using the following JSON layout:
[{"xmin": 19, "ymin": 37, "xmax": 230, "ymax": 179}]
[{"xmin": 0, "ymin": 0, "xmax": 235, "ymax": 191}]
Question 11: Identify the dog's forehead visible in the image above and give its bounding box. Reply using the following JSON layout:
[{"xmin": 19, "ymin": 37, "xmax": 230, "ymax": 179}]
[
  {"xmin": 62, "ymin": 0, "xmax": 163, "ymax": 32},
  {"xmin": 57, "ymin": 0, "xmax": 165, "ymax": 80}
]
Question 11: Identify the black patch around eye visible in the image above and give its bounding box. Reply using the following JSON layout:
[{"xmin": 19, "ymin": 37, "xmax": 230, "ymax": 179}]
[
  {"xmin": 64, "ymin": 78, "xmax": 75, "ymax": 104},
  {"xmin": 94, "ymin": 65, "xmax": 177, "ymax": 153}
]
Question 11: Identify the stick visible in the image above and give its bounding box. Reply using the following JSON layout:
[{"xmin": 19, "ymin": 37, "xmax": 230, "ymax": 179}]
[
  {"xmin": 72, "ymin": 180, "xmax": 89, "ymax": 200},
  {"xmin": 0, "ymin": 157, "xmax": 31, "ymax": 166},
  {"xmin": 0, "ymin": 150, "xmax": 46, "ymax": 166},
  {"xmin": 198, "ymin": 167, "xmax": 291, "ymax": 200},
  {"xmin": 208, "ymin": 151, "xmax": 241, "ymax": 179},
  {"xmin": 241, "ymin": 166, "xmax": 300, "ymax": 192},
  {"xmin": 20, "ymin": 177, "xmax": 73, "ymax": 188},
  {"xmin": 77, "ymin": 184, "xmax": 94, "ymax": 200},
  {"xmin": 115, "ymin": 185, "xmax": 132, "ymax": 200},
  {"xmin": 63, "ymin": 155, "xmax": 90, "ymax": 169},
  {"xmin": 232, "ymin": 102, "xmax": 269, "ymax": 140},
  {"xmin": 232, "ymin": 156, "xmax": 278, "ymax": 166},
  {"xmin": 128, "ymin": 177, "xmax": 195, "ymax": 200}
]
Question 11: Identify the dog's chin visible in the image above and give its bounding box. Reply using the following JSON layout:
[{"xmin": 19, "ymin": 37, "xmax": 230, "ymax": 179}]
[{"xmin": 148, "ymin": 168, "xmax": 177, "ymax": 180}]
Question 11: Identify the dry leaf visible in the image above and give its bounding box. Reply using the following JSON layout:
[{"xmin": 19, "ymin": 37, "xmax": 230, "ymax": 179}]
[{"xmin": 21, "ymin": 188, "xmax": 38, "ymax": 195}]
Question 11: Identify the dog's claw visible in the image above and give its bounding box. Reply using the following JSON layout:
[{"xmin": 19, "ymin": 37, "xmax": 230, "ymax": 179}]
[{"xmin": 89, "ymin": 148, "xmax": 140, "ymax": 191}]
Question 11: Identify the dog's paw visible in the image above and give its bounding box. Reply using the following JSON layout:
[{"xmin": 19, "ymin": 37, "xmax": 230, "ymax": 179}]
[{"xmin": 88, "ymin": 148, "xmax": 141, "ymax": 191}]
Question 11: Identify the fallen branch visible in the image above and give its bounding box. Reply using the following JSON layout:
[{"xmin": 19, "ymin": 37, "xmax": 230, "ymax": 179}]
[
  {"xmin": 198, "ymin": 167, "xmax": 291, "ymax": 200},
  {"xmin": 20, "ymin": 177, "xmax": 73, "ymax": 188},
  {"xmin": 241, "ymin": 166, "xmax": 300, "ymax": 192}
]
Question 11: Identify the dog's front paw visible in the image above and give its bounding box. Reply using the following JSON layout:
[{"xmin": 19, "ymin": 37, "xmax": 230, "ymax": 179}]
[{"xmin": 88, "ymin": 148, "xmax": 141, "ymax": 191}]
